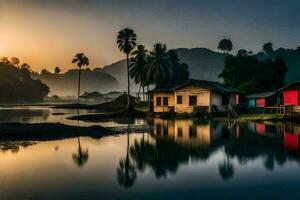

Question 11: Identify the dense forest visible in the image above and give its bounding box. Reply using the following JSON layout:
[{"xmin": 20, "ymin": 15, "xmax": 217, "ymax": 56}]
[
  {"xmin": 0, "ymin": 62, "xmax": 49, "ymax": 102},
  {"xmin": 218, "ymin": 41, "xmax": 288, "ymax": 94}
]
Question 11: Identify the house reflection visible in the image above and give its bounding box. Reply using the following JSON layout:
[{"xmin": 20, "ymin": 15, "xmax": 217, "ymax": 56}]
[
  {"xmin": 117, "ymin": 119, "xmax": 300, "ymax": 187},
  {"xmin": 152, "ymin": 118, "xmax": 231, "ymax": 150},
  {"xmin": 283, "ymin": 122, "xmax": 300, "ymax": 152},
  {"xmin": 247, "ymin": 121, "xmax": 300, "ymax": 153}
]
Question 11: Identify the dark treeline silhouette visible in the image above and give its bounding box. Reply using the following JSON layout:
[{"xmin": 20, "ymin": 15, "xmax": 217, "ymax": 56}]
[
  {"xmin": 129, "ymin": 43, "xmax": 190, "ymax": 100},
  {"xmin": 219, "ymin": 41, "xmax": 288, "ymax": 94},
  {"xmin": 0, "ymin": 60, "xmax": 49, "ymax": 102},
  {"xmin": 116, "ymin": 28, "xmax": 190, "ymax": 106},
  {"xmin": 256, "ymin": 43, "xmax": 300, "ymax": 83}
]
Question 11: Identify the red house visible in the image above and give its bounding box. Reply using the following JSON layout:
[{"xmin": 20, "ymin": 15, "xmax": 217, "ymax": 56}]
[{"xmin": 280, "ymin": 81, "xmax": 300, "ymax": 111}]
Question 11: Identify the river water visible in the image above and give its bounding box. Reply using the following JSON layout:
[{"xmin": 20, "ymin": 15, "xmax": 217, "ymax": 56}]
[{"xmin": 0, "ymin": 106, "xmax": 300, "ymax": 199}]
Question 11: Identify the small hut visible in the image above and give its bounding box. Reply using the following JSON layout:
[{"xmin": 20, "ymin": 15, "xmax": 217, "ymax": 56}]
[{"xmin": 246, "ymin": 91, "xmax": 279, "ymax": 108}]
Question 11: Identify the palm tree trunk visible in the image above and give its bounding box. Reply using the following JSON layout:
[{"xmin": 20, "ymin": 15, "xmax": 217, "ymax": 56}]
[
  {"xmin": 142, "ymin": 86, "xmax": 145, "ymax": 102},
  {"xmin": 137, "ymin": 84, "xmax": 141, "ymax": 100},
  {"xmin": 77, "ymin": 67, "xmax": 81, "ymax": 105},
  {"xmin": 147, "ymin": 85, "xmax": 149, "ymax": 103},
  {"xmin": 126, "ymin": 54, "xmax": 130, "ymax": 108}
]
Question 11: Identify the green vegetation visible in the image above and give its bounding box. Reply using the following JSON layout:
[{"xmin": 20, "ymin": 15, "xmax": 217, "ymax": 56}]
[
  {"xmin": 219, "ymin": 43, "xmax": 287, "ymax": 94},
  {"xmin": 217, "ymin": 39, "xmax": 233, "ymax": 54},
  {"xmin": 130, "ymin": 43, "xmax": 190, "ymax": 91},
  {"xmin": 129, "ymin": 44, "xmax": 149, "ymax": 100},
  {"xmin": 0, "ymin": 61, "xmax": 49, "ymax": 102}
]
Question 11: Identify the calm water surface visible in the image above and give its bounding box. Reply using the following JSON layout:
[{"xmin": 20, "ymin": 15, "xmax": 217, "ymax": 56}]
[{"xmin": 0, "ymin": 106, "xmax": 300, "ymax": 199}]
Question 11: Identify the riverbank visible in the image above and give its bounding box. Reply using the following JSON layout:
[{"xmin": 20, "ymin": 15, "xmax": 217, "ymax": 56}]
[
  {"xmin": 67, "ymin": 110, "xmax": 147, "ymax": 121},
  {"xmin": 0, "ymin": 122, "xmax": 119, "ymax": 141}
]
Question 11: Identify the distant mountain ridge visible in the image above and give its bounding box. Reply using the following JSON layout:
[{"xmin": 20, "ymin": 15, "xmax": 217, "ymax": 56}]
[
  {"xmin": 95, "ymin": 47, "xmax": 300, "ymax": 92},
  {"xmin": 32, "ymin": 69, "xmax": 120, "ymax": 96},
  {"xmin": 35, "ymin": 47, "xmax": 300, "ymax": 96}
]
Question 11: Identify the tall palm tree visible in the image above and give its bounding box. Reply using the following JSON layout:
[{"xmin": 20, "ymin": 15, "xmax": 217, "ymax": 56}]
[
  {"xmin": 116, "ymin": 28, "xmax": 137, "ymax": 108},
  {"xmin": 129, "ymin": 44, "xmax": 149, "ymax": 100},
  {"xmin": 72, "ymin": 53, "xmax": 89, "ymax": 104},
  {"xmin": 146, "ymin": 43, "xmax": 172, "ymax": 85},
  {"xmin": 72, "ymin": 137, "xmax": 89, "ymax": 167}
]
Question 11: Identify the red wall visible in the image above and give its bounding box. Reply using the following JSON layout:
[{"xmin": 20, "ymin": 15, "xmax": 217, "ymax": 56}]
[
  {"xmin": 256, "ymin": 98, "xmax": 265, "ymax": 107},
  {"xmin": 284, "ymin": 89, "xmax": 299, "ymax": 105},
  {"xmin": 230, "ymin": 94, "xmax": 239, "ymax": 105},
  {"xmin": 284, "ymin": 132, "xmax": 299, "ymax": 151},
  {"xmin": 256, "ymin": 124, "xmax": 266, "ymax": 135}
]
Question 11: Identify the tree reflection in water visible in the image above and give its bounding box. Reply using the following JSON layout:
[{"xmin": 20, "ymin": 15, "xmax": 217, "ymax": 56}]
[
  {"xmin": 117, "ymin": 132, "xmax": 137, "ymax": 188},
  {"xmin": 72, "ymin": 137, "xmax": 89, "ymax": 167},
  {"xmin": 118, "ymin": 120, "xmax": 300, "ymax": 185},
  {"xmin": 219, "ymin": 154, "xmax": 234, "ymax": 180}
]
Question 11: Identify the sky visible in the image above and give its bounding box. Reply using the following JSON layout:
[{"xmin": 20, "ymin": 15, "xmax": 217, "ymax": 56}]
[{"xmin": 0, "ymin": 0, "xmax": 300, "ymax": 72}]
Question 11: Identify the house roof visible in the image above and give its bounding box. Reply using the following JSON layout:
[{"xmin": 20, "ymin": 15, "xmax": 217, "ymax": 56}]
[
  {"xmin": 245, "ymin": 91, "xmax": 278, "ymax": 99},
  {"xmin": 148, "ymin": 85, "xmax": 178, "ymax": 93},
  {"xmin": 278, "ymin": 80, "xmax": 300, "ymax": 91},
  {"xmin": 175, "ymin": 79, "xmax": 240, "ymax": 94},
  {"xmin": 149, "ymin": 79, "xmax": 239, "ymax": 94}
]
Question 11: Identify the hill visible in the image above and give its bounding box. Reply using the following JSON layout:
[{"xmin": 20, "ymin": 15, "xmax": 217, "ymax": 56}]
[
  {"xmin": 255, "ymin": 47, "xmax": 300, "ymax": 83},
  {"xmin": 32, "ymin": 69, "xmax": 120, "ymax": 97},
  {"xmin": 96, "ymin": 47, "xmax": 300, "ymax": 91},
  {"xmin": 0, "ymin": 63, "xmax": 49, "ymax": 102},
  {"xmin": 95, "ymin": 48, "xmax": 226, "ymax": 91}
]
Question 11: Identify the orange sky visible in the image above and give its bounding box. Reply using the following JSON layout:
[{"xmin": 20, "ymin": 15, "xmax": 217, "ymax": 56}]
[{"xmin": 1, "ymin": 0, "xmax": 299, "ymax": 73}]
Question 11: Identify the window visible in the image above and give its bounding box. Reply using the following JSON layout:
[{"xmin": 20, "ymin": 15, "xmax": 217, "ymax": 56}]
[
  {"xmin": 156, "ymin": 97, "xmax": 161, "ymax": 106},
  {"xmin": 163, "ymin": 97, "xmax": 169, "ymax": 106},
  {"xmin": 177, "ymin": 127, "xmax": 183, "ymax": 137},
  {"xmin": 189, "ymin": 96, "xmax": 197, "ymax": 106},
  {"xmin": 177, "ymin": 96, "xmax": 182, "ymax": 104}
]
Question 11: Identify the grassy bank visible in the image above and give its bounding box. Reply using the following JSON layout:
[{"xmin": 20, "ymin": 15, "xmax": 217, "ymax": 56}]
[{"xmin": 0, "ymin": 122, "xmax": 119, "ymax": 141}]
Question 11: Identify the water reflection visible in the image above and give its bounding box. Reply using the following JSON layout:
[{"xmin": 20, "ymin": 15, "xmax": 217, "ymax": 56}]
[
  {"xmin": 0, "ymin": 141, "xmax": 36, "ymax": 153},
  {"xmin": 119, "ymin": 119, "xmax": 300, "ymax": 186},
  {"xmin": 72, "ymin": 137, "xmax": 89, "ymax": 167},
  {"xmin": 117, "ymin": 132, "xmax": 137, "ymax": 188}
]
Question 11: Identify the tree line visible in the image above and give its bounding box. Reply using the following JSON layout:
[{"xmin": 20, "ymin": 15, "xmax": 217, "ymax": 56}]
[
  {"xmin": 0, "ymin": 57, "xmax": 49, "ymax": 102},
  {"xmin": 217, "ymin": 39, "xmax": 288, "ymax": 94}
]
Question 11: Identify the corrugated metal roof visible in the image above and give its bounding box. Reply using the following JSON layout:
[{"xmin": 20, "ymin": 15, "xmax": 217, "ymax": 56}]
[{"xmin": 245, "ymin": 91, "xmax": 278, "ymax": 99}]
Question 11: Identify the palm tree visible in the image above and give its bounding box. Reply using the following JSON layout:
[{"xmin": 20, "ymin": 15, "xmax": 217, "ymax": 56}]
[
  {"xmin": 129, "ymin": 44, "xmax": 149, "ymax": 101},
  {"xmin": 72, "ymin": 137, "xmax": 89, "ymax": 167},
  {"xmin": 72, "ymin": 53, "xmax": 89, "ymax": 104},
  {"xmin": 146, "ymin": 43, "xmax": 172, "ymax": 85},
  {"xmin": 116, "ymin": 28, "xmax": 137, "ymax": 108}
]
